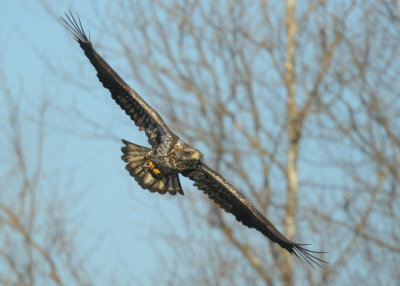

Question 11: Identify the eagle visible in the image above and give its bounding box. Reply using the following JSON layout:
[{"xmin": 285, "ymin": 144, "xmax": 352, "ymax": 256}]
[{"xmin": 62, "ymin": 12, "xmax": 326, "ymax": 268}]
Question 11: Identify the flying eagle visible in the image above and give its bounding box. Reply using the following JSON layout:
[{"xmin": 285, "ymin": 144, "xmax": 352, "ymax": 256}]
[{"xmin": 62, "ymin": 12, "xmax": 326, "ymax": 268}]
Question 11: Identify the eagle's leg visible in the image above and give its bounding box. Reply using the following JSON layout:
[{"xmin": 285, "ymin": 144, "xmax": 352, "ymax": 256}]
[{"xmin": 121, "ymin": 139, "xmax": 184, "ymax": 195}]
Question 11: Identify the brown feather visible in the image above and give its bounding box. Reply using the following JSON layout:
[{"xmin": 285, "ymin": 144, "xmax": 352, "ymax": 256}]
[
  {"xmin": 121, "ymin": 139, "xmax": 183, "ymax": 195},
  {"xmin": 62, "ymin": 12, "xmax": 172, "ymax": 148},
  {"xmin": 182, "ymin": 163, "xmax": 327, "ymax": 268}
]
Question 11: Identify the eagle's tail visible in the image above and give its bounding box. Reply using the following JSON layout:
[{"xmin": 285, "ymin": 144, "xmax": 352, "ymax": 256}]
[{"xmin": 121, "ymin": 139, "xmax": 184, "ymax": 195}]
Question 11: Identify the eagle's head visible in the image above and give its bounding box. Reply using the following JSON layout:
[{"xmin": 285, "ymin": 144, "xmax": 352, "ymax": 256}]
[
  {"xmin": 164, "ymin": 138, "xmax": 204, "ymax": 170},
  {"xmin": 174, "ymin": 140, "xmax": 203, "ymax": 169},
  {"xmin": 181, "ymin": 145, "xmax": 203, "ymax": 163}
]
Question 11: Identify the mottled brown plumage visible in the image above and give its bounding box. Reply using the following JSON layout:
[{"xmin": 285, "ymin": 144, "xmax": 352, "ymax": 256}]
[{"xmin": 62, "ymin": 12, "xmax": 326, "ymax": 268}]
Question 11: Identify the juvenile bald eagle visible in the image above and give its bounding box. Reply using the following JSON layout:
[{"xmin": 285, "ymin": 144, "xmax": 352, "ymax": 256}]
[{"xmin": 63, "ymin": 12, "xmax": 326, "ymax": 267}]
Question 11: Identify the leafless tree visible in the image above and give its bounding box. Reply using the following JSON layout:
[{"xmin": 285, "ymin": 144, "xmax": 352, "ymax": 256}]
[
  {"xmin": 35, "ymin": 0, "xmax": 400, "ymax": 285},
  {"xmin": 0, "ymin": 65, "xmax": 94, "ymax": 285}
]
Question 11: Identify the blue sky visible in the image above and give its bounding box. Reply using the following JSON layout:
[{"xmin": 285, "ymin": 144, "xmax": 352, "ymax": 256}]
[
  {"xmin": 0, "ymin": 1, "xmax": 193, "ymax": 284},
  {"xmin": 2, "ymin": 1, "xmax": 399, "ymax": 285}
]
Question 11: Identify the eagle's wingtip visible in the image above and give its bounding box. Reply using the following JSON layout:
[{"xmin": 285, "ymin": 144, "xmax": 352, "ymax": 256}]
[
  {"xmin": 61, "ymin": 11, "xmax": 90, "ymax": 44},
  {"xmin": 291, "ymin": 244, "xmax": 328, "ymax": 269}
]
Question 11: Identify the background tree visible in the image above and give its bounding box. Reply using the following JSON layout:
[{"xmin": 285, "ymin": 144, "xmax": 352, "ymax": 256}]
[
  {"xmin": 89, "ymin": 1, "xmax": 398, "ymax": 285},
  {"xmin": 1, "ymin": 1, "xmax": 399, "ymax": 285},
  {"xmin": 0, "ymin": 71, "xmax": 93, "ymax": 285}
]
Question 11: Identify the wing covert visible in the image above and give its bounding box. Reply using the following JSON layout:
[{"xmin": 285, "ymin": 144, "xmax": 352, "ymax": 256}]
[{"xmin": 62, "ymin": 12, "xmax": 171, "ymax": 147}]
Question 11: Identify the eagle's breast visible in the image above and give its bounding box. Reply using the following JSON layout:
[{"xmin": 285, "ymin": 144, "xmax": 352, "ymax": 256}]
[
  {"xmin": 152, "ymin": 135, "xmax": 197, "ymax": 172},
  {"xmin": 152, "ymin": 135, "xmax": 180, "ymax": 171}
]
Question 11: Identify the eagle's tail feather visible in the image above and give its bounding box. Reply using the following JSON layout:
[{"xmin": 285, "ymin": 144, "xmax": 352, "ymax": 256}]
[{"xmin": 121, "ymin": 139, "xmax": 183, "ymax": 195}]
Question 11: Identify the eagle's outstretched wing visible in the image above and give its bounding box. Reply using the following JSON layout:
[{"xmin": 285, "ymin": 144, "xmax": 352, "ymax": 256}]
[
  {"xmin": 182, "ymin": 163, "xmax": 326, "ymax": 268},
  {"xmin": 62, "ymin": 12, "xmax": 172, "ymax": 147}
]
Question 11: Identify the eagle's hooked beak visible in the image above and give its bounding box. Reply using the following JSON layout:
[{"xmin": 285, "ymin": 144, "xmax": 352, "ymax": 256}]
[{"xmin": 190, "ymin": 150, "xmax": 203, "ymax": 161}]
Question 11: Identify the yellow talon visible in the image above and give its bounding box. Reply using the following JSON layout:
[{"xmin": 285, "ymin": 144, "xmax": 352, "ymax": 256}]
[
  {"xmin": 147, "ymin": 161, "xmax": 155, "ymax": 169},
  {"xmin": 147, "ymin": 160, "xmax": 162, "ymax": 176}
]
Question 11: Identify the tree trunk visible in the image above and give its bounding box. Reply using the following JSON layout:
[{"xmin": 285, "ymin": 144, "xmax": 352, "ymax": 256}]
[{"xmin": 283, "ymin": 0, "xmax": 298, "ymax": 285}]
